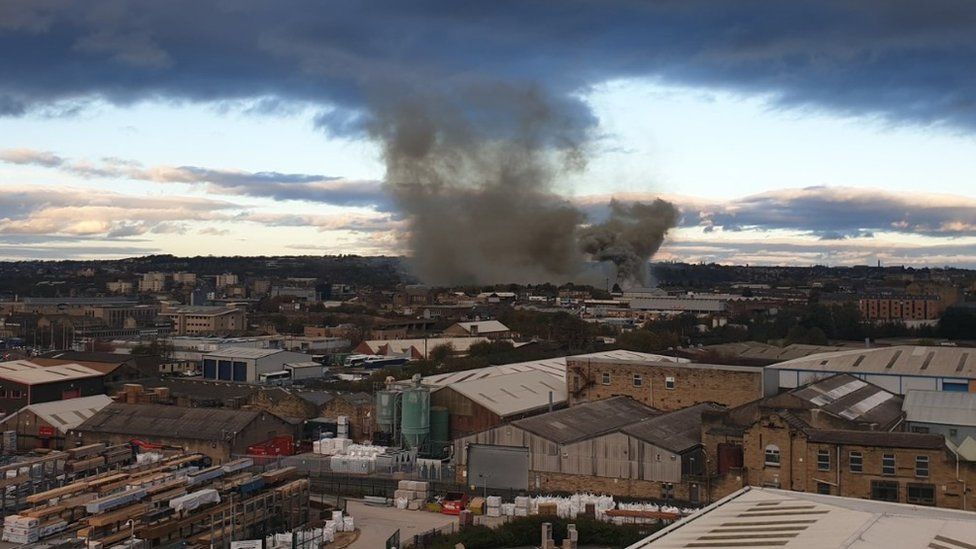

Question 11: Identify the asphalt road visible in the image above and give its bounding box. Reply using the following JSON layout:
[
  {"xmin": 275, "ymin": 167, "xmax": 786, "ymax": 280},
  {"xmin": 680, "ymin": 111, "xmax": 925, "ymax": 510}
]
[{"xmin": 346, "ymin": 499, "xmax": 458, "ymax": 548}]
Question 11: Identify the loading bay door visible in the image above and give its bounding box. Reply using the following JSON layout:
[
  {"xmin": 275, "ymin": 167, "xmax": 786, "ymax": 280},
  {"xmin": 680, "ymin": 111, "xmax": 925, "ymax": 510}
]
[{"xmin": 467, "ymin": 444, "xmax": 529, "ymax": 490}]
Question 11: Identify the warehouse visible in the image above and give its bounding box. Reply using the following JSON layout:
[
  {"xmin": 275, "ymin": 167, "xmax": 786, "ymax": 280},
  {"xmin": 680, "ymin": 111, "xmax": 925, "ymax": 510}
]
[
  {"xmin": 0, "ymin": 394, "xmax": 114, "ymax": 451},
  {"xmin": 71, "ymin": 403, "xmax": 298, "ymax": 463},
  {"xmin": 453, "ymin": 397, "xmax": 723, "ymax": 502},
  {"xmin": 201, "ymin": 347, "xmax": 310, "ymax": 384},
  {"xmin": 429, "ymin": 370, "xmax": 566, "ymax": 438},
  {"xmin": 769, "ymin": 345, "xmax": 976, "ymax": 395},
  {"xmin": 0, "ymin": 360, "xmax": 106, "ymax": 415}
]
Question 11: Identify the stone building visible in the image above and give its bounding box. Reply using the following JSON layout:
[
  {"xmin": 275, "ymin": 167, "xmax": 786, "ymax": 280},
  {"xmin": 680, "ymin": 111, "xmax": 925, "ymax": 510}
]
[{"xmin": 566, "ymin": 355, "xmax": 764, "ymax": 411}]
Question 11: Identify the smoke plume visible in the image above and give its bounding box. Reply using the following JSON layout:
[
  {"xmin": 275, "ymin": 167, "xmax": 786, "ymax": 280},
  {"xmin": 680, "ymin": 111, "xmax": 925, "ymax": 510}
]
[
  {"xmin": 369, "ymin": 85, "xmax": 677, "ymax": 286},
  {"xmin": 579, "ymin": 199, "xmax": 681, "ymax": 286}
]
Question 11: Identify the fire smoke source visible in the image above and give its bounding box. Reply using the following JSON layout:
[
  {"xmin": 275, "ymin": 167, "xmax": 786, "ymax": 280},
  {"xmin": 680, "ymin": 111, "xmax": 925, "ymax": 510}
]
[
  {"xmin": 369, "ymin": 85, "xmax": 677, "ymax": 286},
  {"xmin": 579, "ymin": 199, "xmax": 681, "ymax": 286}
]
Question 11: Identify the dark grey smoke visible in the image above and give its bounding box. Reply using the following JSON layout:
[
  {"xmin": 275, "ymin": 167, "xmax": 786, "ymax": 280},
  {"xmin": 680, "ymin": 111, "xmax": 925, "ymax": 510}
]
[
  {"xmin": 579, "ymin": 200, "xmax": 681, "ymax": 286},
  {"xmin": 368, "ymin": 87, "xmax": 677, "ymax": 286}
]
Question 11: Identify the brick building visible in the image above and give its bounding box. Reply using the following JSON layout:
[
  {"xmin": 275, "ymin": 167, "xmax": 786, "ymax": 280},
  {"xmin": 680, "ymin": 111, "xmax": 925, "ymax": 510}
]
[
  {"xmin": 858, "ymin": 294, "xmax": 941, "ymax": 321},
  {"xmin": 160, "ymin": 305, "xmax": 247, "ymax": 336},
  {"xmin": 701, "ymin": 374, "xmax": 976, "ymax": 510},
  {"xmin": 566, "ymin": 355, "xmax": 763, "ymax": 411}
]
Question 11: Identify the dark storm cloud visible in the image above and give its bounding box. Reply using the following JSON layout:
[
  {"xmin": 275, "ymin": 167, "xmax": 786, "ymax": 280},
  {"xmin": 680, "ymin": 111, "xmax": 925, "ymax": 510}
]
[{"xmin": 0, "ymin": 1, "xmax": 975, "ymax": 130}]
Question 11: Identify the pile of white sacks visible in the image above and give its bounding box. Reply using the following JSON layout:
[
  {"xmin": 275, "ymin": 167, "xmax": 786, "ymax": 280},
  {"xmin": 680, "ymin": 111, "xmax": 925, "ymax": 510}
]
[{"xmin": 482, "ymin": 493, "xmax": 695, "ymax": 524}]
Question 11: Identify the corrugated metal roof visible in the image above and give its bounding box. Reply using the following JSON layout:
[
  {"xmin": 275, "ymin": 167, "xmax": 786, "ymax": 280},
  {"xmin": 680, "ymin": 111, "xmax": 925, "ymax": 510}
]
[
  {"xmin": 0, "ymin": 360, "xmax": 103, "ymax": 385},
  {"xmin": 771, "ymin": 345, "xmax": 976, "ymax": 379},
  {"xmin": 791, "ymin": 374, "xmax": 902, "ymax": 426},
  {"xmin": 202, "ymin": 347, "xmax": 288, "ymax": 359},
  {"xmin": 513, "ymin": 396, "xmax": 658, "ymax": 444},
  {"xmin": 903, "ymin": 390, "xmax": 976, "ymax": 427},
  {"xmin": 19, "ymin": 395, "xmax": 114, "ymax": 433},
  {"xmin": 446, "ymin": 370, "xmax": 567, "ymax": 417},
  {"xmin": 361, "ymin": 337, "xmax": 489, "ymax": 358},
  {"xmin": 621, "ymin": 403, "xmax": 724, "ymax": 453},
  {"xmin": 423, "ymin": 350, "xmax": 688, "ymax": 387},
  {"xmin": 74, "ymin": 403, "xmax": 265, "ymax": 441},
  {"xmin": 628, "ymin": 487, "xmax": 976, "ymax": 549}
]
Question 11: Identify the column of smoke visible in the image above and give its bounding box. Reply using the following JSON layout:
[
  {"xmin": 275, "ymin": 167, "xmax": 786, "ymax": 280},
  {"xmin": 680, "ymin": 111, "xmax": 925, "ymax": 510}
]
[{"xmin": 368, "ymin": 85, "xmax": 678, "ymax": 287}]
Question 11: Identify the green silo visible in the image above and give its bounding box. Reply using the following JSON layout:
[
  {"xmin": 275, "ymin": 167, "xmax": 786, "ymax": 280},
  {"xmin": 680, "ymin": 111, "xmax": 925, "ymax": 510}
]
[
  {"xmin": 400, "ymin": 386, "xmax": 430, "ymax": 450},
  {"xmin": 429, "ymin": 406, "xmax": 450, "ymax": 457}
]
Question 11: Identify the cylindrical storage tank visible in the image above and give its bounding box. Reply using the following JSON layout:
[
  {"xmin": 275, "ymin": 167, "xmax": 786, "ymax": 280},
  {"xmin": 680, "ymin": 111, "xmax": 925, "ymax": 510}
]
[
  {"xmin": 400, "ymin": 387, "xmax": 430, "ymax": 450},
  {"xmin": 428, "ymin": 406, "xmax": 449, "ymax": 458},
  {"xmin": 375, "ymin": 391, "xmax": 397, "ymax": 433}
]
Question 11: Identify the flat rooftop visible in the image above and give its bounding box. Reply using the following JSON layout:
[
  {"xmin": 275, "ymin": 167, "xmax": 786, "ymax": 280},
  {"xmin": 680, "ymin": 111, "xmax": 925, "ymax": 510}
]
[{"xmin": 628, "ymin": 486, "xmax": 976, "ymax": 548}]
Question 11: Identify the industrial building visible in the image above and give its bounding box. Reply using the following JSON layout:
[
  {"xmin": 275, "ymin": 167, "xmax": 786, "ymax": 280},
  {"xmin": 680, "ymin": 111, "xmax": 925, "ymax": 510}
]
[
  {"xmin": 627, "ymin": 486, "xmax": 976, "ymax": 549},
  {"xmin": 566, "ymin": 354, "xmax": 763, "ymax": 411},
  {"xmin": 443, "ymin": 320, "xmax": 512, "ymax": 339},
  {"xmin": 701, "ymin": 374, "xmax": 976, "ymax": 510},
  {"xmin": 160, "ymin": 305, "xmax": 247, "ymax": 336},
  {"xmin": 429, "ymin": 370, "xmax": 566, "ymax": 438},
  {"xmin": 903, "ymin": 390, "xmax": 976, "ymax": 446},
  {"xmin": 71, "ymin": 403, "xmax": 298, "ymax": 463},
  {"xmin": 452, "ymin": 397, "xmax": 723, "ymax": 502},
  {"xmin": 201, "ymin": 347, "xmax": 310, "ymax": 383},
  {"xmin": 0, "ymin": 394, "xmax": 114, "ymax": 451},
  {"xmin": 354, "ymin": 336, "xmax": 489, "ymax": 360},
  {"xmin": 769, "ymin": 345, "xmax": 976, "ymax": 395},
  {"xmin": 0, "ymin": 360, "xmax": 106, "ymax": 415}
]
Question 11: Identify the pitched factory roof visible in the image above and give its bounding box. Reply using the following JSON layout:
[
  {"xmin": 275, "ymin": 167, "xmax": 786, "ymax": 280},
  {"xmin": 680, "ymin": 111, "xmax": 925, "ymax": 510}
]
[
  {"xmin": 771, "ymin": 345, "xmax": 976, "ymax": 379},
  {"xmin": 903, "ymin": 390, "xmax": 976, "ymax": 427},
  {"xmin": 73, "ymin": 403, "xmax": 274, "ymax": 441},
  {"xmin": 621, "ymin": 403, "xmax": 724, "ymax": 454},
  {"xmin": 790, "ymin": 373, "xmax": 903, "ymax": 426},
  {"xmin": 513, "ymin": 396, "xmax": 658, "ymax": 444},
  {"xmin": 450, "ymin": 320, "xmax": 511, "ymax": 334},
  {"xmin": 5, "ymin": 395, "xmax": 114, "ymax": 433},
  {"xmin": 445, "ymin": 370, "xmax": 566, "ymax": 418},
  {"xmin": 423, "ymin": 349, "xmax": 688, "ymax": 387},
  {"xmin": 628, "ymin": 486, "xmax": 976, "ymax": 549},
  {"xmin": 0, "ymin": 360, "xmax": 103, "ymax": 385},
  {"xmin": 359, "ymin": 337, "xmax": 489, "ymax": 358}
]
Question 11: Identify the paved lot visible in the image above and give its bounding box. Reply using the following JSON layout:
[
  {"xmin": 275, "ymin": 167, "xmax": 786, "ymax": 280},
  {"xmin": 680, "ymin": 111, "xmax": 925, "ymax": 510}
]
[{"xmin": 347, "ymin": 500, "xmax": 457, "ymax": 548}]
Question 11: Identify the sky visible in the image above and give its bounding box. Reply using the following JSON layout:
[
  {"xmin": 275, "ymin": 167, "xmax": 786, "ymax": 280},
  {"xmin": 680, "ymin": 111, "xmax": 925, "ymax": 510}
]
[{"xmin": 2, "ymin": 1, "xmax": 976, "ymax": 273}]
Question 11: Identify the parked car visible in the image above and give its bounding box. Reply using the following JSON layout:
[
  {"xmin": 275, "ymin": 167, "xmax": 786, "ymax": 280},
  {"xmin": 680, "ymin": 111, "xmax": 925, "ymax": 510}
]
[{"xmin": 441, "ymin": 491, "xmax": 468, "ymax": 515}]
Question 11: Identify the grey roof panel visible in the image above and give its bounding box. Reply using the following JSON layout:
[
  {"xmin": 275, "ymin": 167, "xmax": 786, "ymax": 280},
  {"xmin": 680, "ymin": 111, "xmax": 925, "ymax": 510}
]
[{"xmin": 903, "ymin": 390, "xmax": 976, "ymax": 427}]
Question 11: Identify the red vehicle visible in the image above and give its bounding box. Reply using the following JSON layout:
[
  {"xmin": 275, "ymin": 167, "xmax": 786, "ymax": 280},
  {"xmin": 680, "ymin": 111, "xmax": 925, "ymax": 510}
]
[{"xmin": 441, "ymin": 492, "xmax": 468, "ymax": 515}]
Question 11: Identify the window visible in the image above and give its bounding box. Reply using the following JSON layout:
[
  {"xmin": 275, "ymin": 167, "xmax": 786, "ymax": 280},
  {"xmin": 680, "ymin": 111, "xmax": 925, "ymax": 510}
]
[
  {"xmin": 871, "ymin": 480, "xmax": 899, "ymax": 502},
  {"xmin": 911, "ymin": 426, "xmax": 930, "ymax": 434},
  {"xmin": 816, "ymin": 482, "xmax": 832, "ymax": 495},
  {"xmin": 633, "ymin": 374, "xmax": 643, "ymax": 388},
  {"xmin": 817, "ymin": 449, "xmax": 831, "ymax": 471},
  {"xmin": 849, "ymin": 451, "xmax": 863, "ymax": 473},
  {"xmin": 915, "ymin": 456, "xmax": 929, "ymax": 477},
  {"xmin": 10, "ymin": 389, "xmax": 20, "ymax": 399},
  {"xmin": 601, "ymin": 372, "xmax": 611, "ymax": 385},
  {"xmin": 665, "ymin": 376, "xmax": 676, "ymax": 390},
  {"xmin": 949, "ymin": 428, "xmax": 958, "ymax": 438},
  {"xmin": 882, "ymin": 454, "xmax": 896, "ymax": 475},
  {"xmin": 907, "ymin": 483, "xmax": 936, "ymax": 506},
  {"xmin": 0, "ymin": 388, "xmax": 6, "ymax": 398},
  {"xmin": 764, "ymin": 444, "xmax": 780, "ymax": 466}
]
